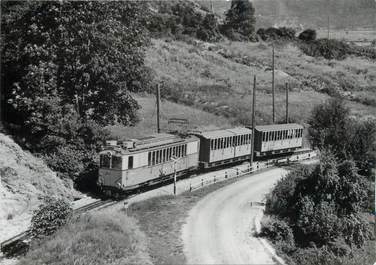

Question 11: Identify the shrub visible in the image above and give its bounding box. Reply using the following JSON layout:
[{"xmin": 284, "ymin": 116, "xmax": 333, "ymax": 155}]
[
  {"xmin": 265, "ymin": 165, "xmax": 312, "ymax": 217},
  {"xmin": 299, "ymin": 39, "xmax": 351, "ymax": 60},
  {"xmin": 30, "ymin": 197, "xmax": 73, "ymax": 239},
  {"xmin": 260, "ymin": 217, "xmax": 295, "ymax": 246},
  {"xmin": 257, "ymin": 27, "xmax": 296, "ymax": 41},
  {"xmin": 298, "ymin": 29, "xmax": 317, "ymax": 42}
]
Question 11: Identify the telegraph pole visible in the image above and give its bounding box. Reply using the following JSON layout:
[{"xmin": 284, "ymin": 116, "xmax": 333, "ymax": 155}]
[
  {"xmin": 156, "ymin": 84, "xmax": 161, "ymax": 133},
  {"xmin": 285, "ymin": 83, "xmax": 289, "ymax": 124},
  {"xmin": 327, "ymin": 15, "xmax": 330, "ymax": 39},
  {"xmin": 250, "ymin": 75, "xmax": 256, "ymax": 168},
  {"xmin": 272, "ymin": 44, "xmax": 275, "ymax": 124}
]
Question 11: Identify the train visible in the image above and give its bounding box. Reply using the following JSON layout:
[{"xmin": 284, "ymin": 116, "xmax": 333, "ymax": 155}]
[{"xmin": 97, "ymin": 123, "xmax": 304, "ymax": 197}]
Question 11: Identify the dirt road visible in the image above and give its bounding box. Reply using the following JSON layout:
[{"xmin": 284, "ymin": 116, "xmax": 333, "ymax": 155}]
[{"xmin": 182, "ymin": 168, "xmax": 287, "ymax": 265}]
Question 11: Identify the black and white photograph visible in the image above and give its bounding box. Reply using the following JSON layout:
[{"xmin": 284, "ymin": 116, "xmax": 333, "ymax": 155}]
[{"xmin": 0, "ymin": 0, "xmax": 375, "ymax": 264}]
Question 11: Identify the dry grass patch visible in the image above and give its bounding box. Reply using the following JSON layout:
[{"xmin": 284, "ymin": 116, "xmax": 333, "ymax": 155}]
[
  {"xmin": 18, "ymin": 209, "xmax": 152, "ymax": 265},
  {"xmin": 108, "ymin": 94, "xmax": 231, "ymax": 139}
]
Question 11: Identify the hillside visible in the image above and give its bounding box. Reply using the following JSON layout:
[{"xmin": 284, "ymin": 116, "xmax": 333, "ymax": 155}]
[
  {"xmin": 144, "ymin": 38, "xmax": 375, "ymax": 126},
  {"xmin": 0, "ymin": 133, "xmax": 76, "ymax": 242}
]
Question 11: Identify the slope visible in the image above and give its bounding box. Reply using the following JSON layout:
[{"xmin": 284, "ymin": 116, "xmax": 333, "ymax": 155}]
[{"xmin": 0, "ymin": 133, "xmax": 76, "ymax": 242}]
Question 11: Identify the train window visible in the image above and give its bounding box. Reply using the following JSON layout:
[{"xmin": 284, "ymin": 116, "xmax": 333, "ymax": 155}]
[
  {"xmin": 210, "ymin": 140, "xmax": 214, "ymax": 150},
  {"xmin": 224, "ymin": 137, "xmax": 227, "ymax": 148},
  {"xmin": 184, "ymin": 144, "xmax": 187, "ymax": 156},
  {"xmin": 100, "ymin": 154, "xmax": 111, "ymax": 168},
  {"xmin": 128, "ymin": 156, "xmax": 133, "ymax": 169},
  {"xmin": 164, "ymin": 149, "xmax": 167, "ymax": 162},
  {"xmin": 148, "ymin": 152, "xmax": 151, "ymax": 166},
  {"xmin": 152, "ymin": 151, "xmax": 155, "ymax": 165},
  {"xmin": 112, "ymin": 156, "xmax": 122, "ymax": 169}
]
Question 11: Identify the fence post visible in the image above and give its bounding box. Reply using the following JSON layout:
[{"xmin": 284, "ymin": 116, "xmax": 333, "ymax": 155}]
[
  {"xmin": 236, "ymin": 168, "xmax": 239, "ymax": 176},
  {"xmin": 201, "ymin": 178, "xmax": 203, "ymax": 187},
  {"xmin": 214, "ymin": 175, "xmax": 216, "ymax": 182},
  {"xmin": 189, "ymin": 182, "xmax": 192, "ymax": 192},
  {"xmin": 225, "ymin": 171, "xmax": 227, "ymax": 179}
]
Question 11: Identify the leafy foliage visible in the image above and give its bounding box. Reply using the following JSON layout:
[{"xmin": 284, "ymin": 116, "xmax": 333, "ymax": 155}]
[
  {"xmin": 308, "ymin": 98, "xmax": 376, "ymax": 177},
  {"xmin": 265, "ymin": 152, "xmax": 371, "ymax": 249},
  {"xmin": 260, "ymin": 217, "xmax": 295, "ymax": 246},
  {"xmin": 147, "ymin": 1, "xmax": 221, "ymax": 42},
  {"xmin": 1, "ymin": 1, "xmax": 150, "ymax": 184},
  {"xmin": 30, "ymin": 197, "xmax": 73, "ymax": 239},
  {"xmin": 2, "ymin": 1, "xmax": 150, "ymax": 127},
  {"xmin": 222, "ymin": 0, "xmax": 256, "ymax": 41}
]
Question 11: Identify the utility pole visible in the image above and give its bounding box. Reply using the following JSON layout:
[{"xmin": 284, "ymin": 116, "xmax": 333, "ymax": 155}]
[
  {"xmin": 285, "ymin": 82, "xmax": 289, "ymax": 124},
  {"xmin": 327, "ymin": 15, "xmax": 330, "ymax": 39},
  {"xmin": 272, "ymin": 44, "xmax": 275, "ymax": 124},
  {"xmin": 210, "ymin": 0, "xmax": 214, "ymax": 13},
  {"xmin": 250, "ymin": 75, "xmax": 256, "ymax": 168},
  {"xmin": 156, "ymin": 84, "xmax": 161, "ymax": 133}
]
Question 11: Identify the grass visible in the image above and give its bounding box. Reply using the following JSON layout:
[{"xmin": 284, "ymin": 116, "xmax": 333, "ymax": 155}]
[
  {"xmin": 108, "ymin": 94, "xmax": 231, "ymax": 140},
  {"xmin": 128, "ymin": 171, "xmax": 258, "ymax": 265},
  {"xmin": 18, "ymin": 209, "xmax": 152, "ymax": 265},
  {"xmin": 144, "ymin": 39, "xmax": 376, "ymax": 127}
]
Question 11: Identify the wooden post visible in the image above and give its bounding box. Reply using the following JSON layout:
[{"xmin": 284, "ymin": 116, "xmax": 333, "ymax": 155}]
[
  {"xmin": 272, "ymin": 45, "xmax": 275, "ymax": 123},
  {"xmin": 156, "ymin": 84, "xmax": 161, "ymax": 133},
  {"xmin": 250, "ymin": 75, "xmax": 256, "ymax": 168},
  {"xmin": 285, "ymin": 82, "xmax": 289, "ymax": 123}
]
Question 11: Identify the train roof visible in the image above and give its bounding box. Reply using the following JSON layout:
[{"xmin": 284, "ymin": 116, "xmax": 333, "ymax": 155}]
[
  {"xmin": 255, "ymin": 123, "xmax": 303, "ymax": 132},
  {"xmin": 194, "ymin": 127, "xmax": 253, "ymax": 139},
  {"xmin": 101, "ymin": 133, "xmax": 198, "ymax": 155}
]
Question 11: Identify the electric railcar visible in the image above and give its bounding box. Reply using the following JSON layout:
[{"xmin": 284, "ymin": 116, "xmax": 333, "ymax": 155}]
[
  {"xmin": 98, "ymin": 133, "xmax": 199, "ymax": 196},
  {"xmin": 98, "ymin": 123, "xmax": 304, "ymax": 195}
]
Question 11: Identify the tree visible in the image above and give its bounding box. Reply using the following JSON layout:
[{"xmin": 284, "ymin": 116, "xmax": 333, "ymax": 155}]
[
  {"xmin": 2, "ymin": 1, "xmax": 150, "ymax": 127},
  {"xmin": 30, "ymin": 197, "xmax": 73, "ymax": 239},
  {"xmin": 308, "ymin": 98, "xmax": 376, "ymax": 175},
  {"xmin": 223, "ymin": 0, "xmax": 256, "ymax": 40}
]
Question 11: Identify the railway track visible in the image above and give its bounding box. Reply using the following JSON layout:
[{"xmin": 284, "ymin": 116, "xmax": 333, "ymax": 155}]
[{"xmin": 0, "ymin": 198, "xmax": 123, "ymax": 258}]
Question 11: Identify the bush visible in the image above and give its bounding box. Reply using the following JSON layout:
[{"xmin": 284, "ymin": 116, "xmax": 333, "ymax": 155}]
[
  {"xmin": 299, "ymin": 39, "xmax": 351, "ymax": 60},
  {"xmin": 260, "ymin": 217, "xmax": 295, "ymax": 246},
  {"xmin": 30, "ymin": 197, "xmax": 73, "ymax": 239},
  {"xmin": 265, "ymin": 165, "xmax": 312, "ymax": 218},
  {"xmin": 257, "ymin": 27, "xmax": 296, "ymax": 41},
  {"xmin": 298, "ymin": 29, "xmax": 317, "ymax": 42}
]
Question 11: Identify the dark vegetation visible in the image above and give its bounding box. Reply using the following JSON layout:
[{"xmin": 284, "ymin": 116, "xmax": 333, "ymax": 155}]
[
  {"xmin": 298, "ymin": 29, "xmax": 317, "ymax": 42},
  {"xmin": 1, "ymin": 1, "xmax": 151, "ymax": 189},
  {"xmin": 147, "ymin": 0, "xmax": 257, "ymax": 42},
  {"xmin": 30, "ymin": 198, "xmax": 73, "ymax": 239},
  {"xmin": 262, "ymin": 99, "xmax": 376, "ymax": 265},
  {"xmin": 221, "ymin": 0, "xmax": 257, "ymax": 41}
]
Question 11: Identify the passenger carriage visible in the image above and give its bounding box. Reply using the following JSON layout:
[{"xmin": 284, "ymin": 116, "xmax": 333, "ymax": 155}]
[
  {"xmin": 192, "ymin": 128, "xmax": 253, "ymax": 168},
  {"xmin": 253, "ymin": 123, "xmax": 303, "ymax": 157},
  {"xmin": 98, "ymin": 133, "xmax": 200, "ymax": 196}
]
